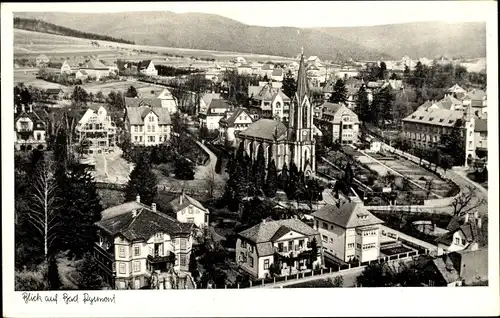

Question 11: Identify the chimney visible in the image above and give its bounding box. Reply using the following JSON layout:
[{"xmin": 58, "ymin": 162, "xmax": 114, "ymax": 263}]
[
  {"xmin": 21, "ymin": 104, "xmax": 25, "ymax": 113},
  {"xmin": 179, "ymin": 193, "xmax": 184, "ymax": 205},
  {"xmin": 152, "ymin": 203, "xmax": 156, "ymax": 212},
  {"xmin": 464, "ymin": 212, "xmax": 469, "ymax": 224},
  {"xmin": 136, "ymin": 195, "xmax": 140, "ymax": 203}
]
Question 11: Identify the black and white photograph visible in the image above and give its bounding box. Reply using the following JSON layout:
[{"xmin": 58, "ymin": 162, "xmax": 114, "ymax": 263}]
[{"xmin": 2, "ymin": 1, "xmax": 498, "ymax": 317}]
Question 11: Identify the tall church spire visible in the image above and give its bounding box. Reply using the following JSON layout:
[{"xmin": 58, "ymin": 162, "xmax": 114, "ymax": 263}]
[{"xmin": 296, "ymin": 52, "xmax": 309, "ymax": 104}]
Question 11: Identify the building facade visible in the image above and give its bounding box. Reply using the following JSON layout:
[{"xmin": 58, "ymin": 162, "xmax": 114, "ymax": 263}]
[
  {"xmin": 139, "ymin": 60, "xmax": 158, "ymax": 77},
  {"xmin": 94, "ymin": 197, "xmax": 195, "ymax": 289},
  {"xmin": 125, "ymin": 103, "xmax": 172, "ymax": 146},
  {"xmin": 236, "ymin": 218, "xmax": 323, "ymax": 279},
  {"xmin": 164, "ymin": 192, "xmax": 210, "ymax": 232},
  {"xmin": 14, "ymin": 105, "xmax": 48, "ymax": 151},
  {"xmin": 219, "ymin": 107, "xmax": 255, "ymax": 147},
  {"xmin": 76, "ymin": 104, "xmax": 117, "ymax": 155},
  {"xmin": 312, "ymin": 202, "xmax": 384, "ymax": 263},
  {"xmin": 314, "ymin": 102, "xmax": 360, "ymax": 145}
]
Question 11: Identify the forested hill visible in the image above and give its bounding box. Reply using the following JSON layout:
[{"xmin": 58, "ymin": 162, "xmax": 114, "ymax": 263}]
[{"xmin": 13, "ymin": 17, "xmax": 135, "ymax": 45}]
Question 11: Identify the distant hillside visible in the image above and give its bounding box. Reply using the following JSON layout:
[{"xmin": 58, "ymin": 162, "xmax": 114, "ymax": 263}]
[
  {"xmin": 314, "ymin": 21, "xmax": 486, "ymax": 60},
  {"xmin": 14, "ymin": 17, "xmax": 135, "ymax": 45},
  {"xmin": 14, "ymin": 12, "xmax": 487, "ymax": 60}
]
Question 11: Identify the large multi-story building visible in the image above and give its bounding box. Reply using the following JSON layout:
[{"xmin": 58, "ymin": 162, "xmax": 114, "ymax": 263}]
[
  {"xmin": 219, "ymin": 107, "xmax": 256, "ymax": 147},
  {"xmin": 402, "ymin": 105, "xmax": 477, "ymax": 164},
  {"xmin": 248, "ymin": 82, "xmax": 291, "ymax": 121},
  {"xmin": 94, "ymin": 196, "xmax": 195, "ymax": 289},
  {"xmin": 125, "ymin": 102, "xmax": 172, "ymax": 146},
  {"xmin": 236, "ymin": 218, "xmax": 323, "ymax": 279},
  {"xmin": 164, "ymin": 192, "xmax": 210, "ymax": 234},
  {"xmin": 314, "ymin": 102, "xmax": 360, "ymax": 145},
  {"xmin": 312, "ymin": 202, "xmax": 384, "ymax": 263},
  {"xmin": 76, "ymin": 104, "xmax": 117, "ymax": 155},
  {"xmin": 198, "ymin": 98, "xmax": 232, "ymax": 131},
  {"xmin": 14, "ymin": 104, "xmax": 48, "ymax": 151}
]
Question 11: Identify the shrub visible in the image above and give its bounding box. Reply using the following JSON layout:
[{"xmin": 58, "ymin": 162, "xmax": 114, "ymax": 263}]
[{"xmin": 15, "ymin": 262, "xmax": 49, "ymax": 291}]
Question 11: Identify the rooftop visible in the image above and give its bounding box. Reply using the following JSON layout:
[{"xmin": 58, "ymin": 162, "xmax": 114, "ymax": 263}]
[
  {"xmin": 126, "ymin": 106, "xmax": 171, "ymax": 125},
  {"xmin": 238, "ymin": 118, "xmax": 287, "ymax": 141},
  {"xmin": 311, "ymin": 202, "xmax": 384, "ymax": 229}
]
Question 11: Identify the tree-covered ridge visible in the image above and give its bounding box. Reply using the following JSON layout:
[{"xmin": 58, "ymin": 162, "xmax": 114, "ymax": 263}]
[{"xmin": 14, "ymin": 17, "xmax": 135, "ymax": 45}]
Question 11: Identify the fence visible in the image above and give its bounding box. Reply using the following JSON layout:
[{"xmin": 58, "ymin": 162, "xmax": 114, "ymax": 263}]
[{"xmin": 218, "ymin": 250, "xmax": 421, "ymax": 289}]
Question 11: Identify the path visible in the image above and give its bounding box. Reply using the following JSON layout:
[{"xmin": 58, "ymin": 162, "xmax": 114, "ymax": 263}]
[
  {"xmin": 193, "ymin": 139, "xmax": 223, "ymax": 181},
  {"xmin": 380, "ymin": 225, "xmax": 438, "ymax": 254},
  {"xmin": 57, "ymin": 256, "xmax": 79, "ymax": 290}
]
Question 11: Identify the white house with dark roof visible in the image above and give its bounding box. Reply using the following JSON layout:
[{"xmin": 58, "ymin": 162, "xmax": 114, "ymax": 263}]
[
  {"xmin": 436, "ymin": 211, "xmax": 481, "ymax": 256},
  {"xmin": 80, "ymin": 59, "xmax": 111, "ymax": 80},
  {"xmin": 164, "ymin": 191, "xmax": 210, "ymax": 232},
  {"xmin": 125, "ymin": 99, "xmax": 172, "ymax": 146},
  {"xmin": 312, "ymin": 202, "xmax": 384, "ymax": 263},
  {"xmin": 138, "ymin": 60, "xmax": 158, "ymax": 76},
  {"xmin": 94, "ymin": 196, "xmax": 195, "ymax": 289},
  {"xmin": 314, "ymin": 102, "xmax": 360, "ymax": 145},
  {"xmin": 219, "ymin": 107, "xmax": 255, "ymax": 146},
  {"xmin": 198, "ymin": 97, "xmax": 232, "ymax": 130},
  {"xmin": 249, "ymin": 83, "xmax": 291, "ymax": 121},
  {"xmin": 236, "ymin": 218, "xmax": 323, "ymax": 278},
  {"xmin": 76, "ymin": 104, "xmax": 117, "ymax": 155},
  {"xmin": 14, "ymin": 104, "xmax": 48, "ymax": 151}
]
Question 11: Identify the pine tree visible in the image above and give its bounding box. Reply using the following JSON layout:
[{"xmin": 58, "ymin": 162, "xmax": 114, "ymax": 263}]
[
  {"xmin": 344, "ymin": 161, "xmax": 354, "ymax": 188},
  {"xmin": 253, "ymin": 145, "xmax": 266, "ymax": 192},
  {"xmin": 280, "ymin": 163, "xmax": 289, "ymax": 191},
  {"xmin": 189, "ymin": 253, "xmax": 200, "ymax": 283},
  {"xmin": 287, "ymin": 161, "xmax": 300, "ymax": 199},
  {"xmin": 125, "ymin": 154, "xmax": 158, "ymax": 206},
  {"xmin": 264, "ymin": 159, "xmax": 278, "ymax": 197},
  {"xmin": 76, "ymin": 252, "xmax": 103, "ymax": 290},
  {"xmin": 379, "ymin": 62, "xmax": 387, "ymax": 80},
  {"xmin": 282, "ymin": 70, "xmax": 297, "ymax": 100},
  {"xmin": 126, "ymin": 85, "xmax": 138, "ymax": 98},
  {"xmin": 356, "ymin": 85, "xmax": 370, "ymax": 123},
  {"xmin": 329, "ymin": 79, "xmax": 347, "ymax": 104}
]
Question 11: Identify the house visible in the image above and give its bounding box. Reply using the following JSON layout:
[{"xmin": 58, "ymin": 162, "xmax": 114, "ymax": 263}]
[
  {"xmin": 401, "ymin": 55, "xmax": 416, "ymax": 69},
  {"xmin": 75, "ymin": 70, "xmax": 89, "ymax": 81},
  {"xmin": 335, "ymin": 69, "xmax": 360, "ymax": 79},
  {"xmin": 237, "ymin": 64, "xmax": 252, "ymax": 75},
  {"xmin": 233, "ymin": 56, "xmax": 247, "ymax": 64},
  {"xmin": 199, "ymin": 92, "xmax": 221, "ymax": 114},
  {"xmin": 198, "ymin": 98, "xmax": 232, "ymax": 130},
  {"xmin": 164, "ymin": 191, "xmax": 210, "ymax": 234},
  {"xmin": 447, "ymin": 84, "xmax": 467, "ymax": 95},
  {"xmin": 423, "ymin": 248, "xmax": 488, "ymax": 286},
  {"xmin": 103, "ymin": 60, "xmax": 119, "ymax": 73},
  {"xmin": 236, "ymin": 218, "xmax": 323, "ymax": 279},
  {"xmin": 219, "ymin": 107, "xmax": 255, "ymax": 147},
  {"xmin": 418, "ymin": 57, "xmax": 433, "ymax": 67},
  {"xmin": 94, "ymin": 196, "xmax": 195, "ymax": 289},
  {"xmin": 307, "ymin": 56, "xmax": 321, "ymax": 65},
  {"xmin": 474, "ymin": 118, "xmax": 487, "ymax": 157},
  {"xmin": 249, "ymin": 83, "xmax": 291, "ymax": 121},
  {"xmin": 80, "ymin": 59, "xmax": 111, "ymax": 80},
  {"xmin": 138, "ymin": 60, "xmax": 158, "ymax": 77},
  {"xmin": 60, "ymin": 60, "xmax": 74, "ymax": 75},
  {"xmin": 76, "ymin": 104, "xmax": 117, "ymax": 155},
  {"xmin": 463, "ymin": 89, "xmax": 487, "ymax": 117},
  {"xmin": 436, "ymin": 212, "xmax": 481, "ymax": 256},
  {"xmin": 44, "ymin": 87, "xmax": 65, "ymax": 100},
  {"xmin": 156, "ymin": 88, "xmax": 178, "ymax": 114},
  {"xmin": 125, "ymin": 102, "xmax": 172, "ymax": 146},
  {"xmin": 271, "ymin": 68, "xmax": 284, "ymax": 82},
  {"xmin": 402, "ymin": 107, "xmax": 476, "ymax": 163},
  {"xmin": 14, "ymin": 104, "xmax": 48, "ymax": 151},
  {"xmin": 314, "ymin": 102, "xmax": 360, "ymax": 145},
  {"xmin": 260, "ymin": 64, "xmax": 274, "ymax": 79},
  {"xmin": 36, "ymin": 54, "xmax": 50, "ymax": 67}
]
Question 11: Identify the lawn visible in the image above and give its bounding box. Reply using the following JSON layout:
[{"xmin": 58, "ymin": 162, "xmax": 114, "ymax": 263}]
[
  {"xmin": 14, "ymin": 70, "xmax": 66, "ymax": 89},
  {"xmin": 284, "ymin": 279, "xmax": 337, "ymax": 288},
  {"xmin": 80, "ymin": 80, "xmax": 152, "ymax": 95}
]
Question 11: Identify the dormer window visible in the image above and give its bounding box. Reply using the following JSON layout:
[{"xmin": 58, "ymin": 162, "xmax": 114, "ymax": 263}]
[
  {"xmin": 419, "ymin": 116, "xmax": 424, "ymax": 120},
  {"xmin": 429, "ymin": 117, "xmax": 434, "ymax": 121},
  {"xmin": 411, "ymin": 115, "xmax": 416, "ymax": 119},
  {"xmin": 448, "ymin": 120, "xmax": 454, "ymax": 124},
  {"xmin": 149, "ymin": 115, "xmax": 155, "ymax": 122},
  {"xmin": 439, "ymin": 118, "xmax": 444, "ymax": 122}
]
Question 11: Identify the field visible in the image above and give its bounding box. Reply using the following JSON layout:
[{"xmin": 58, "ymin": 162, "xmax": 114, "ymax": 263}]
[
  {"xmin": 80, "ymin": 80, "xmax": 152, "ymax": 95},
  {"xmin": 14, "ymin": 29, "xmax": 294, "ymax": 63},
  {"xmin": 14, "ymin": 69, "xmax": 67, "ymax": 89}
]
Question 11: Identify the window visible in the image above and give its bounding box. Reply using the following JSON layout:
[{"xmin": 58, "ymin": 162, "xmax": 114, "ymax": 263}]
[
  {"xmin": 134, "ymin": 126, "xmax": 138, "ymax": 132},
  {"xmin": 298, "ymin": 240, "xmax": 304, "ymax": 248},
  {"xmin": 264, "ymin": 259, "xmax": 270, "ymax": 270},
  {"xmin": 241, "ymin": 240, "xmax": 247, "ymax": 248},
  {"xmin": 149, "ymin": 116, "xmax": 154, "ymax": 122},
  {"xmin": 278, "ymin": 242, "xmax": 284, "ymax": 252},
  {"xmin": 139, "ymin": 136, "xmax": 143, "ymax": 142},
  {"xmin": 187, "ymin": 217, "xmax": 195, "ymax": 223},
  {"xmin": 322, "ymin": 222, "xmax": 328, "ymax": 229},
  {"xmin": 188, "ymin": 207, "xmax": 193, "ymax": 214},
  {"xmin": 119, "ymin": 247, "xmax": 125, "ymax": 258},
  {"xmin": 330, "ymin": 225, "xmax": 335, "ymax": 230},
  {"xmin": 139, "ymin": 126, "xmax": 143, "ymax": 132},
  {"xmin": 322, "ymin": 235, "xmax": 328, "ymax": 243},
  {"xmin": 133, "ymin": 261, "xmax": 140, "ymax": 272},
  {"xmin": 455, "ymin": 238, "xmax": 460, "ymax": 245},
  {"xmin": 135, "ymin": 136, "xmax": 138, "ymax": 141},
  {"xmin": 249, "ymin": 256, "xmax": 254, "ymax": 268},
  {"xmin": 347, "ymin": 243, "xmax": 355, "ymax": 249},
  {"xmin": 147, "ymin": 125, "xmax": 151, "ymax": 133},
  {"xmin": 362, "ymin": 243, "xmax": 376, "ymax": 250},
  {"xmin": 329, "ymin": 238, "xmax": 333, "ymax": 243},
  {"xmin": 134, "ymin": 246, "xmax": 140, "ymax": 256},
  {"xmin": 356, "ymin": 243, "xmax": 361, "ymax": 249},
  {"xmin": 461, "ymin": 239, "xmax": 466, "ymax": 245},
  {"xmin": 180, "ymin": 238, "xmax": 187, "ymax": 250},
  {"xmin": 180, "ymin": 255, "xmax": 186, "ymax": 266},
  {"xmin": 36, "ymin": 133, "xmax": 41, "ymax": 141},
  {"xmin": 119, "ymin": 263, "xmax": 126, "ymax": 274}
]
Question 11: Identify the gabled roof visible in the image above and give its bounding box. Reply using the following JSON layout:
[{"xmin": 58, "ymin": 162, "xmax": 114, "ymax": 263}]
[
  {"xmin": 436, "ymin": 222, "xmax": 479, "ymax": 246},
  {"xmin": 138, "ymin": 60, "xmax": 153, "ymax": 69},
  {"xmin": 238, "ymin": 118, "xmax": 287, "ymax": 141},
  {"xmin": 78, "ymin": 70, "xmax": 89, "ymax": 76},
  {"xmin": 96, "ymin": 201, "xmax": 193, "ymax": 241},
  {"xmin": 261, "ymin": 64, "xmax": 273, "ymax": 71},
  {"xmin": 165, "ymin": 193, "xmax": 209, "ymax": 214},
  {"xmin": 474, "ymin": 119, "xmax": 487, "ymax": 132},
  {"xmin": 81, "ymin": 59, "xmax": 108, "ymax": 70},
  {"xmin": 88, "ymin": 103, "xmax": 106, "ymax": 113},
  {"xmin": 447, "ymin": 84, "xmax": 466, "ymax": 93},
  {"xmin": 126, "ymin": 106, "xmax": 172, "ymax": 125},
  {"xmin": 208, "ymin": 99, "xmax": 231, "ymax": 110},
  {"xmin": 248, "ymin": 85, "xmax": 264, "ymax": 98},
  {"xmin": 125, "ymin": 97, "xmax": 163, "ymax": 108},
  {"xmin": 219, "ymin": 107, "xmax": 253, "ymax": 127},
  {"xmin": 238, "ymin": 219, "xmax": 318, "ymax": 244},
  {"xmin": 45, "ymin": 88, "xmax": 63, "ymax": 94},
  {"xmin": 438, "ymin": 95, "xmax": 462, "ymax": 110},
  {"xmin": 272, "ymin": 90, "xmax": 291, "ymax": 102},
  {"xmin": 15, "ymin": 108, "xmax": 47, "ymax": 129},
  {"xmin": 311, "ymin": 202, "xmax": 384, "ymax": 229},
  {"xmin": 466, "ymin": 89, "xmax": 486, "ymax": 101},
  {"xmin": 201, "ymin": 93, "xmax": 221, "ymax": 107},
  {"xmin": 272, "ymin": 68, "xmax": 284, "ymax": 77}
]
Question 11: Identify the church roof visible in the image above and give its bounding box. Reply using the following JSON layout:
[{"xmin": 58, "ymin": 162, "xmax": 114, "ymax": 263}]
[
  {"xmin": 237, "ymin": 118, "xmax": 287, "ymax": 141},
  {"xmin": 296, "ymin": 53, "xmax": 309, "ymax": 104}
]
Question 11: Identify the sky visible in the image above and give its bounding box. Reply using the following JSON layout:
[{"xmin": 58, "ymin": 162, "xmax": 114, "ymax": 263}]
[{"xmin": 6, "ymin": 1, "xmax": 492, "ymax": 27}]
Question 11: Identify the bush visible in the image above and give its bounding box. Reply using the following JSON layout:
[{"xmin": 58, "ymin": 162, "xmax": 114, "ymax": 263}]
[{"xmin": 15, "ymin": 262, "xmax": 49, "ymax": 291}]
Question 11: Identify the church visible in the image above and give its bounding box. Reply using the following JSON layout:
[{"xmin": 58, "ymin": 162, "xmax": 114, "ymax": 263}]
[{"xmin": 235, "ymin": 52, "xmax": 316, "ymax": 176}]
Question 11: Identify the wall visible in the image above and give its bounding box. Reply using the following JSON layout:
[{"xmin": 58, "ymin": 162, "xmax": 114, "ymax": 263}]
[
  {"xmin": 316, "ymin": 219, "xmax": 346, "ymax": 261},
  {"xmin": 176, "ymin": 204, "xmax": 207, "ymax": 229},
  {"xmin": 236, "ymin": 238, "xmax": 259, "ymax": 277}
]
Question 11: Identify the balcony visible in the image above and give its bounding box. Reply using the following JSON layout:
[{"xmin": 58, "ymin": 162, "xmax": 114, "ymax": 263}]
[
  {"xmin": 147, "ymin": 252, "xmax": 176, "ymax": 264},
  {"xmin": 275, "ymin": 245, "xmax": 309, "ymax": 258}
]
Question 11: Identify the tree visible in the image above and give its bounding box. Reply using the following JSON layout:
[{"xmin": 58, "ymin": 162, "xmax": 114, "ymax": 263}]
[
  {"xmin": 95, "ymin": 91, "xmax": 104, "ymax": 102},
  {"xmin": 174, "ymin": 156, "xmax": 195, "ymax": 180},
  {"xmin": 76, "ymin": 252, "xmax": 104, "ymax": 290},
  {"xmin": 357, "ymin": 263, "xmax": 394, "ymax": 287},
  {"xmin": 330, "ymin": 275, "xmax": 344, "ymax": 287},
  {"xmin": 343, "ymin": 161, "xmax": 354, "ymax": 188},
  {"xmin": 439, "ymin": 120, "xmax": 465, "ymax": 166},
  {"xmin": 205, "ymin": 166, "xmax": 217, "ymax": 199},
  {"xmin": 264, "ymin": 159, "xmax": 278, "ymax": 197},
  {"xmin": 282, "ymin": 70, "xmax": 297, "ymax": 100},
  {"xmin": 241, "ymin": 196, "xmax": 275, "ymax": 226},
  {"xmin": 356, "ymin": 85, "xmax": 371, "ymax": 123},
  {"xmin": 379, "ymin": 61, "xmax": 387, "ymax": 80},
  {"xmin": 71, "ymin": 86, "xmax": 88, "ymax": 105},
  {"xmin": 390, "ymin": 72, "xmax": 399, "ymax": 80},
  {"xmin": 371, "ymin": 85, "xmax": 394, "ymax": 128},
  {"xmin": 125, "ymin": 154, "xmax": 158, "ymax": 206},
  {"xmin": 329, "ymin": 79, "xmax": 347, "ymax": 104},
  {"xmin": 189, "ymin": 253, "xmax": 200, "ymax": 283},
  {"xmin": 126, "ymin": 85, "xmax": 138, "ymax": 98},
  {"xmin": 253, "ymin": 145, "xmax": 266, "ymax": 192},
  {"xmin": 26, "ymin": 159, "xmax": 60, "ymax": 261},
  {"xmin": 451, "ymin": 185, "xmax": 487, "ymax": 217},
  {"xmin": 309, "ymin": 237, "xmax": 319, "ymax": 267},
  {"xmin": 47, "ymin": 256, "xmax": 62, "ymax": 290}
]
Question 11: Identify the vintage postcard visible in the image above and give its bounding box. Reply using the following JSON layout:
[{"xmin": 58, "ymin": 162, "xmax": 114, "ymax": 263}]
[{"xmin": 2, "ymin": 1, "xmax": 498, "ymax": 317}]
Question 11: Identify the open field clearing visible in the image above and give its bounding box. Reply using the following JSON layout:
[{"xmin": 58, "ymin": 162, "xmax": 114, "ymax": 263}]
[
  {"xmin": 14, "ymin": 69, "xmax": 67, "ymax": 89},
  {"xmin": 80, "ymin": 80, "xmax": 152, "ymax": 95},
  {"xmin": 14, "ymin": 29, "xmax": 293, "ymax": 62}
]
